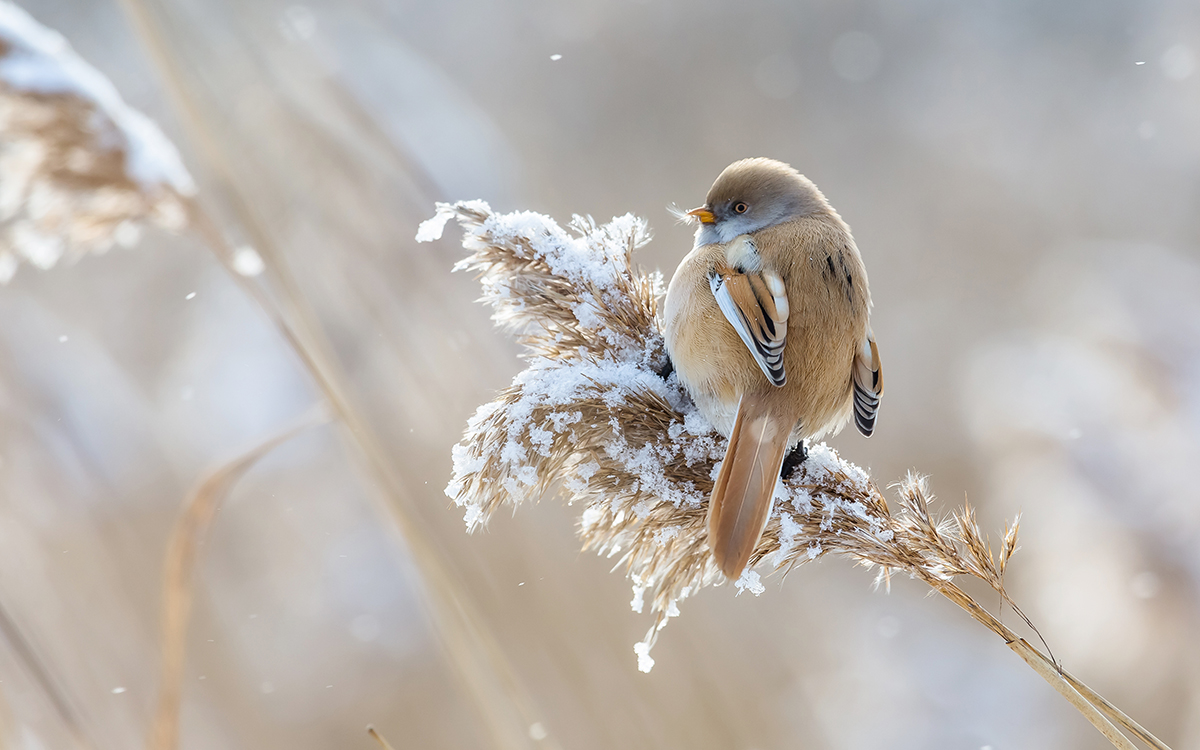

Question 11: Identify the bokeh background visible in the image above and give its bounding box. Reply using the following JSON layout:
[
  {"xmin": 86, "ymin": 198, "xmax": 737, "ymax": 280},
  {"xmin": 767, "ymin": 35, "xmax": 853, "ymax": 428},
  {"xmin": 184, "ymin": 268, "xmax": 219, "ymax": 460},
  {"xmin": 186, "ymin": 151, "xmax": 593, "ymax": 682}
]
[{"xmin": 2, "ymin": 0, "xmax": 1199, "ymax": 748}]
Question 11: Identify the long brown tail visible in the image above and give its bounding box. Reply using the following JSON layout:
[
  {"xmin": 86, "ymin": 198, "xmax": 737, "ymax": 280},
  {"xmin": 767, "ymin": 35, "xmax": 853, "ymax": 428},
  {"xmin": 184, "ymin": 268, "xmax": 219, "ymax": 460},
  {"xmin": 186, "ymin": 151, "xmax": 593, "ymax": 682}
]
[{"xmin": 707, "ymin": 393, "xmax": 791, "ymax": 579}]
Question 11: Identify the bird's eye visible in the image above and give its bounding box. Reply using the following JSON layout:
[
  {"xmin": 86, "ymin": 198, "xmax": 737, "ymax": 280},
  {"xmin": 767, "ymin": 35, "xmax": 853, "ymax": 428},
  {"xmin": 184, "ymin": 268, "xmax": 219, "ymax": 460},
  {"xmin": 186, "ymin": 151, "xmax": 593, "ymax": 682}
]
[{"xmin": 733, "ymin": 202, "xmax": 749, "ymax": 214}]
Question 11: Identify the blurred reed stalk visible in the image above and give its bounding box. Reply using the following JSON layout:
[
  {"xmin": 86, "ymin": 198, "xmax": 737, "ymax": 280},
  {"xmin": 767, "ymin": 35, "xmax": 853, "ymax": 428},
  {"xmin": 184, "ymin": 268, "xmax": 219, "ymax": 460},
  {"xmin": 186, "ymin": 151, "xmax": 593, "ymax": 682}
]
[
  {"xmin": 0, "ymin": 598, "xmax": 90, "ymax": 750},
  {"xmin": 0, "ymin": 0, "xmax": 546, "ymax": 746},
  {"xmin": 104, "ymin": 2, "xmax": 551, "ymax": 749},
  {"xmin": 148, "ymin": 412, "xmax": 326, "ymax": 750},
  {"xmin": 429, "ymin": 202, "xmax": 1173, "ymax": 750},
  {"xmin": 180, "ymin": 203, "xmax": 550, "ymax": 750}
]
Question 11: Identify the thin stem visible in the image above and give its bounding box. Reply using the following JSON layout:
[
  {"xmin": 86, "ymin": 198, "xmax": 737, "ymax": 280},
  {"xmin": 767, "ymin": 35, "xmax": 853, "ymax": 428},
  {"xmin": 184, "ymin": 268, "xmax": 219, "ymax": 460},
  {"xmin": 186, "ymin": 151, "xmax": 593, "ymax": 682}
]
[
  {"xmin": 110, "ymin": 2, "xmax": 548, "ymax": 746},
  {"xmin": 929, "ymin": 578, "xmax": 1157, "ymax": 750},
  {"xmin": 1060, "ymin": 672, "xmax": 1172, "ymax": 750},
  {"xmin": 148, "ymin": 414, "xmax": 323, "ymax": 750},
  {"xmin": 186, "ymin": 204, "xmax": 543, "ymax": 750}
]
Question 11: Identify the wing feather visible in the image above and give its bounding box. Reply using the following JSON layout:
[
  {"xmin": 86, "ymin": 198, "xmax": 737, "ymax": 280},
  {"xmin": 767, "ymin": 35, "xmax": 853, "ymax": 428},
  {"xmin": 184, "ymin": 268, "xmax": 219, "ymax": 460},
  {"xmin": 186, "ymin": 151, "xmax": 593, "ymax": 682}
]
[
  {"xmin": 851, "ymin": 331, "xmax": 883, "ymax": 437},
  {"xmin": 709, "ymin": 260, "xmax": 789, "ymax": 387}
]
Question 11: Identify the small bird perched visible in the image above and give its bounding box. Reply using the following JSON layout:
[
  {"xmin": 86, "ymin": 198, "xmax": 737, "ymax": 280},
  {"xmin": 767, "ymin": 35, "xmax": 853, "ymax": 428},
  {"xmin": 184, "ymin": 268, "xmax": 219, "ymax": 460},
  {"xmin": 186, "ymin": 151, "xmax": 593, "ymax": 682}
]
[{"xmin": 663, "ymin": 158, "xmax": 883, "ymax": 579}]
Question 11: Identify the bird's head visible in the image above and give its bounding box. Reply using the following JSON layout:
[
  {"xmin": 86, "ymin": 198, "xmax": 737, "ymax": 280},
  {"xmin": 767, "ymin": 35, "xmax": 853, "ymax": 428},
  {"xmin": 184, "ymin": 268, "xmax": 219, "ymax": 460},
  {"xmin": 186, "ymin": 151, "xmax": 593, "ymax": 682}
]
[{"xmin": 686, "ymin": 158, "xmax": 828, "ymax": 246}]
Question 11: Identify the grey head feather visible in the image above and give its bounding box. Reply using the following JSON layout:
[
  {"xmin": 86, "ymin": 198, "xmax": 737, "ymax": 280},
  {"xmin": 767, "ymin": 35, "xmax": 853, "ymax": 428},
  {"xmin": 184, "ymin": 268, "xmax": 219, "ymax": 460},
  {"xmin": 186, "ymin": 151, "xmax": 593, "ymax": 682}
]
[{"xmin": 694, "ymin": 158, "xmax": 830, "ymax": 246}]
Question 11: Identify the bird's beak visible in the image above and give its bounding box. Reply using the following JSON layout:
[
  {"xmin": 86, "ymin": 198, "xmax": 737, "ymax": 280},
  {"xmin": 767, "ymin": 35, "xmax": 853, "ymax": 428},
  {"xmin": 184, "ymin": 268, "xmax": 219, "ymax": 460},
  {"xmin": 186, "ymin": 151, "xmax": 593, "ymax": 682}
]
[{"xmin": 686, "ymin": 206, "xmax": 716, "ymax": 224}]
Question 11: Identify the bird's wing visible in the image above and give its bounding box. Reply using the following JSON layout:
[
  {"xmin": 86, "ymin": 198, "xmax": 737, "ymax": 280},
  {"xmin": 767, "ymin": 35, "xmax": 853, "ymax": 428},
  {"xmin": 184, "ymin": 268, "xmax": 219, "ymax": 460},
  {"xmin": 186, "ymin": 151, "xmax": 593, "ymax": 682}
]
[
  {"xmin": 709, "ymin": 260, "xmax": 789, "ymax": 387},
  {"xmin": 851, "ymin": 329, "xmax": 883, "ymax": 437}
]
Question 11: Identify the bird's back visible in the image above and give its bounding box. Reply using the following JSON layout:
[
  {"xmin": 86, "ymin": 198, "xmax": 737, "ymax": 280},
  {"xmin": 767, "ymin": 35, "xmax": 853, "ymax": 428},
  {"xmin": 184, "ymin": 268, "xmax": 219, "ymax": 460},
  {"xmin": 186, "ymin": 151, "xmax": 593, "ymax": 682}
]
[
  {"xmin": 663, "ymin": 212, "xmax": 869, "ymax": 442},
  {"xmin": 760, "ymin": 213, "xmax": 870, "ymax": 440}
]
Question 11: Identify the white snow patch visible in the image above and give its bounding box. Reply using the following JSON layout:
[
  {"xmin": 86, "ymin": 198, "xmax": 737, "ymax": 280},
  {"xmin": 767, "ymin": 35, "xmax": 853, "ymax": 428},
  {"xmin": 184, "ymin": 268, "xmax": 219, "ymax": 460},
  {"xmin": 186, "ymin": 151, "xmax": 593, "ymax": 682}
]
[
  {"xmin": 580, "ymin": 503, "xmax": 604, "ymax": 529},
  {"xmin": 415, "ymin": 203, "xmax": 458, "ymax": 242},
  {"xmin": 734, "ymin": 569, "xmax": 765, "ymax": 596},
  {"xmin": 633, "ymin": 640, "xmax": 655, "ymax": 673},
  {"xmin": 0, "ymin": 1, "xmax": 195, "ymax": 194},
  {"xmin": 630, "ymin": 583, "xmax": 646, "ymax": 614}
]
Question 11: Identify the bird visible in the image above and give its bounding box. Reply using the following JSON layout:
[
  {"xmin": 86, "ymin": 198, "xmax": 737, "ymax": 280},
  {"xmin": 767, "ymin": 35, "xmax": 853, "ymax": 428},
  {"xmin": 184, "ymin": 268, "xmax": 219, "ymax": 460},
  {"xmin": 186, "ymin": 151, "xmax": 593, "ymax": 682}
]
[{"xmin": 662, "ymin": 158, "xmax": 883, "ymax": 579}]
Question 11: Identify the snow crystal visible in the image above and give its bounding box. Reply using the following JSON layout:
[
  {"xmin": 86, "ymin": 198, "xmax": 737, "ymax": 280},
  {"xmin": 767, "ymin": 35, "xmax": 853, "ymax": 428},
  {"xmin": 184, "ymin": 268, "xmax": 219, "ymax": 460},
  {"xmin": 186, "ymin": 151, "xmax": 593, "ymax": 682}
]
[
  {"xmin": 446, "ymin": 442, "xmax": 486, "ymax": 503},
  {"xmin": 633, "ymin": 640, "xmax": 655, "ymax": 673},
  {"xmin": 232, "ymin": 246, "xmax": 265, "ymax": 277},
  {"xmin": 0, "ymin": 2, "xmax": 195, "ymax": 194},
  {"xmin": 501, "ymin": 476, "xmax": 529, "ymax": 502},
  {"xmin": 499, "ymin": 437, "xmax": 527, "ymax": 466},
  {"xmin": 768, "ymin": 512, "xmax": 804, "ymax": 567},
  {"xmin": 652, "ymin": 526, "xmax": 680, "ymax": 546},
  {"xmin": 630, "ymin": 584, "xmax": 646, "ymax": 614},
  {"xmin": 734, "ymin": 569, "xmax": 765, "ymax": 596},
  {"xmin": 461, "ymin": 503, "xmax": 485, "ymax": 531},
  {"xmin": 526, "ymin": 424, "xmax": 554, "ymax": 455},
  {"xmin": 580, "ymin": 503, "xmax": 604, "ymax": 529},
  {"xmin": 548, "ymin": 411, "xmax": 582, "ymax": 431},
  {"xmin": 573, "ymin": 459, "xmax": 599, "ymax": 481},
  {"xmin": 415, "ymin": 203, "xmax": 458, "ymax": 242},
  {"xmin": 515, "ymin": 465, "xmax": 539, "ymax": 486}
]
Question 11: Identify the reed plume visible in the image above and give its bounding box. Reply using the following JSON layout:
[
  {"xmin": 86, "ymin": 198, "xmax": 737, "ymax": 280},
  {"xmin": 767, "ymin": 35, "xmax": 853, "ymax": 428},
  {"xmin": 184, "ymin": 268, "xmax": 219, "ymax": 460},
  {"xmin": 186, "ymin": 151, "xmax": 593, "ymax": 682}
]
[
  {"xmin": 423, "ymin": 200, "xmax": 1171, "ymax": 750},
  {"xmin": 0, "ymin": 1, "xmax": 193, "ymax": 283}
]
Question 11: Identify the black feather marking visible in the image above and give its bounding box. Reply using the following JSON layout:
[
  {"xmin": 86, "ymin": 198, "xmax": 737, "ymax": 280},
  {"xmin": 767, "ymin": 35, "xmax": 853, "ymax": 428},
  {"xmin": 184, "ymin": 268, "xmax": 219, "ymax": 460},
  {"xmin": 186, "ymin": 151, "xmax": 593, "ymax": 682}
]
[
  {"xmin": 780, "ymin": 440, "xmax": 809, "ymax": 479},
  {"xmin": 657, "ymin": 354, "xmax": 674, "ymax": 380}
]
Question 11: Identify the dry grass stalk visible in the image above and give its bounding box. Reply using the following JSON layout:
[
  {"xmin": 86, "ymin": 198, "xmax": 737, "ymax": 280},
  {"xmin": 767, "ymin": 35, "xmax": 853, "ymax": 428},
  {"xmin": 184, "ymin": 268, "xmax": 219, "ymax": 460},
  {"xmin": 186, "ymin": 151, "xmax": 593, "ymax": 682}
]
[
  {"xmin": 0, "ymin": 3, "xmax": 193, "ymax": 282},
  {"xmin": 427, "ymin": 201, "xmax": 1171, "ymax": 750},
  {"xmin": 182, "ymin": 189, "xmax": 554, "ymax": 750},
  {"xmin": 0, "ymin": 1, "xmax": 562, "ymax": 745},
  {"xmin": 148, "ymin": 411, "xmax": 326, "ymax": 750}
]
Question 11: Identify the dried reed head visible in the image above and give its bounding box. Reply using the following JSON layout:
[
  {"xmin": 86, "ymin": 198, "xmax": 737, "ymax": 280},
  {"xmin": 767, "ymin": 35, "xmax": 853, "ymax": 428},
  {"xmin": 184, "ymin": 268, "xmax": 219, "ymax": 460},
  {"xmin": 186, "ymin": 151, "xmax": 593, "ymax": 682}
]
[
  {"xmin": 0, "ymin": 2, "xmax": 194, "ymax": 283},
  {"xmin": 420, "ymin": 202, "xmax": 1026, "ymax": 671}
]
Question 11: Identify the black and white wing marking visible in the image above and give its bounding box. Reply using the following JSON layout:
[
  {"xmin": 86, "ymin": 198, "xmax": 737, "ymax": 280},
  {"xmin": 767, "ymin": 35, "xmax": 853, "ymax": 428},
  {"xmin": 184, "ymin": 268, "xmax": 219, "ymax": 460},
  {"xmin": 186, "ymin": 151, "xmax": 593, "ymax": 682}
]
[
  {"xmin": 852, "ymin": 330, "xmax": 883, "ymax": 437},
  {"xmin": 709, "ymin": 260, "xmax": 789, "ymax": 387}
]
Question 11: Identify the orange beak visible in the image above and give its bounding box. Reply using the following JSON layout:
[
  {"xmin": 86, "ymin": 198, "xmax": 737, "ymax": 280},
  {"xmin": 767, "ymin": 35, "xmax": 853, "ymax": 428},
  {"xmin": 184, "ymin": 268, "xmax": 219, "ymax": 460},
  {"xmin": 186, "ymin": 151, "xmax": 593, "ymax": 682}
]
[{"xmin": 686, "ymin": 206, "xmax": 716, "ymax": 224}]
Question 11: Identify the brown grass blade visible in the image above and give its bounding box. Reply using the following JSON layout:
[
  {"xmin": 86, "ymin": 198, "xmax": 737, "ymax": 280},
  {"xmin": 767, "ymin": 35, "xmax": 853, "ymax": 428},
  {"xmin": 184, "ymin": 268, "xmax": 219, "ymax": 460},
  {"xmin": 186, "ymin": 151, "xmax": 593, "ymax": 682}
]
[
  {"xmin": 1060, "ymin": 671, "xmax": 1173, "ymax": 750},
  {"xmin": 147, "ymin": 409, "xmax": 328, "ymax": 750},
  {"xmin": 927, "ymin": 579, "xmax": 1141, "ymax": 750}
]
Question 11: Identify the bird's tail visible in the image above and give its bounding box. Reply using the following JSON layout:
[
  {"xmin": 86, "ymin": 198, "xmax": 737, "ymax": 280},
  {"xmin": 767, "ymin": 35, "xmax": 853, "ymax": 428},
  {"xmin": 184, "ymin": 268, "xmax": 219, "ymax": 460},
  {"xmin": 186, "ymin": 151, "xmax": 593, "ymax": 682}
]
[{"xmin": 707, "ymin": 393, "xmax": 790, "ymax": 579}]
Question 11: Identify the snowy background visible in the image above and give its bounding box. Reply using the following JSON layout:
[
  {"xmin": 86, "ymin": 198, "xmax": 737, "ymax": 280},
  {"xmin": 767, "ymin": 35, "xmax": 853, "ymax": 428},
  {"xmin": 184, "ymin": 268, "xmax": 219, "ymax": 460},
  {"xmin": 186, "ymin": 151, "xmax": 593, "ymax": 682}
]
[{"xmin": 1, "ymin": 0, "xmax": 1199, "ymax": 748}]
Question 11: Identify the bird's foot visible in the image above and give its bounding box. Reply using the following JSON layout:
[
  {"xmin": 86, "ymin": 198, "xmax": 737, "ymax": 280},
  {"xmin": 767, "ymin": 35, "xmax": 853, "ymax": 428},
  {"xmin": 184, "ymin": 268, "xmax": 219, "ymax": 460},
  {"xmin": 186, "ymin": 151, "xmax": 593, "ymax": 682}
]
[
  {"xmin": 656, "ymin": 353, "xmax": 674, "ymax": 381},
  {"xmin": 780, "ymin": 440, "xmax": 808, "ymax": 480}
]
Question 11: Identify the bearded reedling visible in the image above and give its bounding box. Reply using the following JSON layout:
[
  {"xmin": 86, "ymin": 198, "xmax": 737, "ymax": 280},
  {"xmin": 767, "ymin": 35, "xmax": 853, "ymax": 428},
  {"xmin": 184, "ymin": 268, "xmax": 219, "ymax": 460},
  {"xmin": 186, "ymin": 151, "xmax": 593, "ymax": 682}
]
[{"xmin": 664, "ymin": 158, "xmax": 883, "ymax": 578}]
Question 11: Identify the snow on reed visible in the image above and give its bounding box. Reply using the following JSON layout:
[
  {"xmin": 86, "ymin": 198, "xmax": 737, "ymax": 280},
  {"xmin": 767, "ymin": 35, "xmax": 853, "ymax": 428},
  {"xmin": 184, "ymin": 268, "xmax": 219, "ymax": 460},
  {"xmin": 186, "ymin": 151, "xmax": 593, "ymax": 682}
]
[
  {"xmin": 421, "ymin": 202, "xmax": 1024, "ymax": 672},
  {"xmin": 0, "ymin": 1, "xmax": 193, "ymax": 282}
]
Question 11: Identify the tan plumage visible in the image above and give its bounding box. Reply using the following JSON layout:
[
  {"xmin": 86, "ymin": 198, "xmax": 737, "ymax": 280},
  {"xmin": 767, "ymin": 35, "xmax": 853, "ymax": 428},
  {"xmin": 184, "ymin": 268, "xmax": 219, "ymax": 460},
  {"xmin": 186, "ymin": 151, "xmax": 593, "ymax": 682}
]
[{"xmin": 664, "ymin": 158, "xmax": 883, "ymax": 578}]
